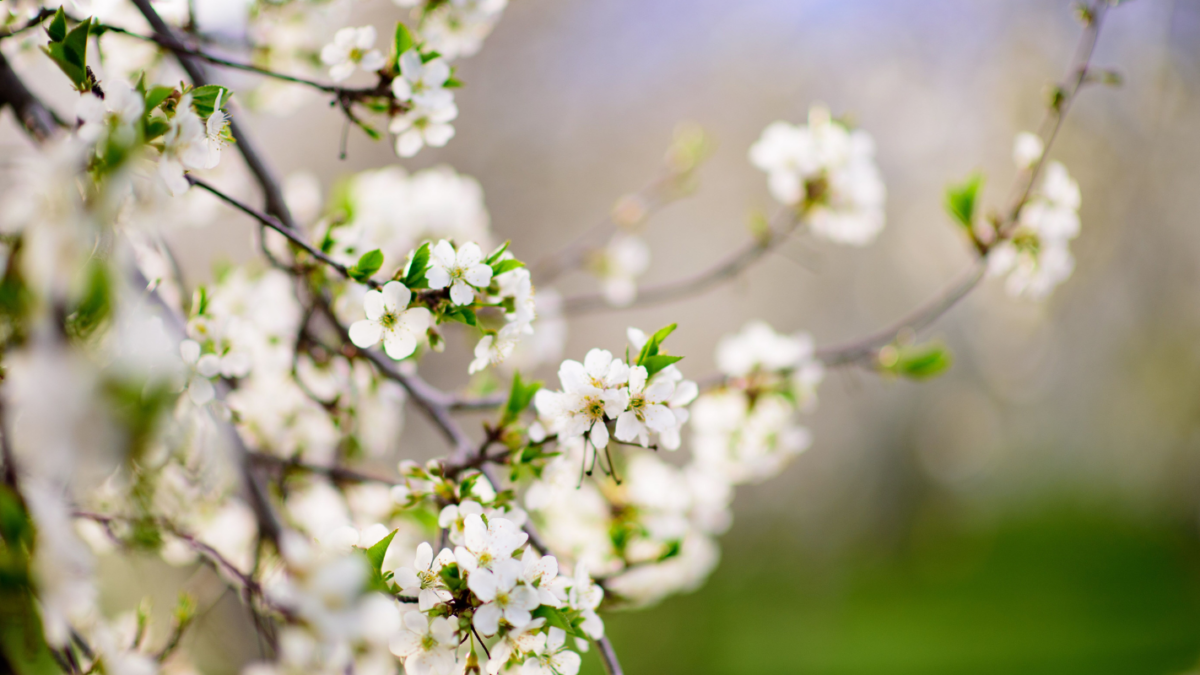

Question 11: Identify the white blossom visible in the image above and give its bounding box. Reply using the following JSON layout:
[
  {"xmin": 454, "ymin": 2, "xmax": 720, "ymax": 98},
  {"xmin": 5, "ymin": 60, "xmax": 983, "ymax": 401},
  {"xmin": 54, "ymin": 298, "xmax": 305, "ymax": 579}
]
[
  {"xmin": 469, "ymin": 557, "xmax": 540, "ymax": 635},
  {"xmin": 321, "ymin": 26, "xmax": 386, "ymax": 82},
  {"xmin": 348, "ymin": 281, "xmax": 433, "ymax": 360},
  {"xmin": 534, "ymin": 350, "xmax": 631, "ymax": 450},
  {"xmin": 392, "ymin": 542, "xmax": 455, "ymax": 611},
  {"xmin": 388, "ymin": 612, "xmax": 458, "ymax": 675},
  {"xmin": 392, "ymin": 50, "xmax": 454, "ymax": 110},
  {"xmin": 749, "ymin": 104, "xmax": 886, "ymax": 245},
  {"xmin": 519, "ymin": 628, "xmax": 581, "ymax": 675},
  {"xmin": 391, "ymin": 103, "xmax": 458, "ymax": 158},
  {"xmin": 426, "ymin": 240, "xmax": 493, "ymax": 305}
]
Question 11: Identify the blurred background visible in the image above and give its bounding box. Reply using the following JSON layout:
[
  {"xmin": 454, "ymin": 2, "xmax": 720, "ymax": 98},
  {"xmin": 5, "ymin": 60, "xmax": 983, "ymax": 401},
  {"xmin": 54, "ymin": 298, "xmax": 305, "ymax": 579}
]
[{"xmin": 9, "ymin": 0, "xmax": 1200, "ymax": 672}]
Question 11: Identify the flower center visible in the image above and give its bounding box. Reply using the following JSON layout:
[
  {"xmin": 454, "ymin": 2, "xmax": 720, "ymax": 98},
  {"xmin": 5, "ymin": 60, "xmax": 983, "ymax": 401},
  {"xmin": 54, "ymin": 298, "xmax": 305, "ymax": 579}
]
[
  {"xmin": 421, "ymin": 634, "xmax": 437, "ymax": 651},
  {"xmin": 584, "ymin": 396, "xmax": 605, "ymax": 421},
  {"xmin": 349, "ymin": 47, "xmax": 364, "ymax": 62},
  {"xmin": 496, "ymin": 590, "xmax": 510, "ymax": 607},
  {"xmin": 379, "ymin": 310, "xmax": 399, "ymax": 330},
  {"xmin": 629, "ymin": 395, "xmax": 646, "ymax": 420}
]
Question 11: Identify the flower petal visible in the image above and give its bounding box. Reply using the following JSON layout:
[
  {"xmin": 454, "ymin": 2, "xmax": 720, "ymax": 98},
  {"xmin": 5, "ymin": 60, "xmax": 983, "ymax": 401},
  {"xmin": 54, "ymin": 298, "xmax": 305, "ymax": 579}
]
[
  {"xmin": 349, "ymin": 320, "xmax": 383, "ymax": 348},
  {"xmin": 381, "ymin": 281, "xmax": 411, "ymax": 311},
  {"xmin": 363, "ymin": 289, "xmax": 385, "ymax": 320}
]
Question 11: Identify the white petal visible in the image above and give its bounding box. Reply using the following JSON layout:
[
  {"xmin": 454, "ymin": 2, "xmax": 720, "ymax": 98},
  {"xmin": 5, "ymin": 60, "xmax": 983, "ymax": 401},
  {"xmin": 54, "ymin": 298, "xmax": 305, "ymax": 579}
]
[
  {"xmin": 396, "ymin": 130, "xmax": 424, "ymax": 157},
  {"xmin": 449, "ymin": 280, "xmax": 474, "ymax": 306},
  {"xmin": 400, "ymin": 50, "xmax": 424, "ymax": 82},
  {"xmin": 400, "ymin": 307, "xmax": 432, "ymax": 333},
  {"xmin": 589, "ymin": 420, "xmax": 609, "ymax": 449},
  {"xmin": 179, "ymin": 339, "xmax": 200, "ymax": 364},
  {"xmin": 363, "ymin": 289, "xmax": 385, "ymax": 320},
  {"xmin": 196, "ymin": 353, "xmax": 222, "ymax": 378},
  {"xmin": 456, "ymin": 241, "xmax": 484, "ymax": 266},
  {"xmin": 423, "ymin": 123, "xmax": 455, "ymax": 147},
  {"xmin": 383, "ymin": 331, "xmax": 417, "ymax": 360},
  {"xmin": 381, "ymin": 281, "xmax": 411, "ymax": 311},
  {"xmin": 188, "ymin": 377, "xmax": 214, "ymax": 405},
  {"xmin": 614, "ymin": 411, "xmax": 641, "ymax": 443},
  {"xmin": 349, "ymin": 320, "xmax": 383, "ymax": 348},
  {"xmin": 642, "ymin": 404, "xmax": 675, "ymax": 432},
  {"xmin": 415, "ymin": 542, "xmax": 433, "ymax": 569},
  {"xmin": 473, "ymin": 602, "xmax": 502, "ymax": 636},
  {"xmin": 464, "ymin": 263, "xmax": 493, "ymax": 288},
  {"xmin": 584, "ymin": 349, "xmax": 612, "ymax": 380},
  {"xmin": 431, "ymin": 240, "xmax": 458, "ymax": 268},
  {"xmin": 423, "ymin": 58, "xmax": 450, "ymax": 87},
  {"xmin": 425, "ymin": 266, "xmax": 451, "ymax": 290}
]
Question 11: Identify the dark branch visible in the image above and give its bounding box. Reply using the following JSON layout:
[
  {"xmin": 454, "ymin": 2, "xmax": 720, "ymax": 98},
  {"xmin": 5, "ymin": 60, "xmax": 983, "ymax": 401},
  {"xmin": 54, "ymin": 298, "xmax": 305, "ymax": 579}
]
[{"xmin": 0, "ymin": 50, "xmax": 62, "ymax": 142}]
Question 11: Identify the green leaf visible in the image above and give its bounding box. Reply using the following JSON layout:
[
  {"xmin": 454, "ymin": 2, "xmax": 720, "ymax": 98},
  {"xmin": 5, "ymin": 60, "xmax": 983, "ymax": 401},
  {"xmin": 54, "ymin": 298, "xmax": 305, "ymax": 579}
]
[
  {"xmin": 881, "ymin": 342, "xmax": 953, "ymax": 380},
  {"xmin": 444, "ymin": 76, "xmax": 463, "ymax": 89},
  {"xmin": 144, "ymin": 86, "xmax": 175, "ymax": 113},
  {"xmin": 394, "ymin": 22, "xmax": 415, "ymax": 59},
  {"xmin": 485, "ymin": 240, "xmax": 510, "ymax": 265},
  {"xmin": 365, "ymin": 529, "xmax": 398, "ymax": 574},
  {"xmin": 46, "ymin": 7, "xmax": 67, "ymax": 43},
  {"xmin": 945, "ymin": 172, "xmax": 984, "ymax": 229},
  {"xmin": 501, "ymin": 371, "xmax": 542, "ymax": 427},
  {"xmin": 532, "ymin": 606, "xmax": 586, "ymax": 638},
  {"xmin": 636, "ymin": 323, "xmax": 678, "ymax": 366},
  {"xmin": 442, "ymin": 306, "xmax": 476, "ymax": 327},
  {"xmin": 404, "ymin": 242, "xmax": 431, "ymax": 288},
  {"xmin": 189, "ymin": 84, "xmax": 231, "ymax": 119},
  {"xmin": 143, "ymin": 117, "xmax": 170, "ymax": 142},
  {"xmin": 43, "ymin": 42, "xmax": 85, "ymax": 89},
  {"xmin": 641, "ymin": 354, "xmax": 683, "ymax": 378},
  {"xmin": 348, "ymin": 249, "xmax": 384, "ymax": 282},
  {"xmin": 490, "ymin": 259, "xmax": 524, "ymax": 276}
]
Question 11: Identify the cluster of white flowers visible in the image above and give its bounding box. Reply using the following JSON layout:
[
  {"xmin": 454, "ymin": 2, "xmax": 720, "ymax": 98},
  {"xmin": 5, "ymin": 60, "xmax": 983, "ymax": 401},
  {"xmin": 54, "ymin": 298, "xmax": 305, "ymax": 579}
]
[
  {"xmin": 390, "ymin": 49, "xmax": 459, "ymax": 157},
  {"xmin": 526, "ymin": 321, "xmax": 822, "ymax": 607},
  {"xmin": 533, "ymin": 336, "xmax": 696, "ymax": 453},
  {"xmin": 987, "ymin": 134, "xmax": 1082, "ymax": 300},
  {"xmin": 750, "ymin": 104, "xmax": 887, "ymax": 245}
]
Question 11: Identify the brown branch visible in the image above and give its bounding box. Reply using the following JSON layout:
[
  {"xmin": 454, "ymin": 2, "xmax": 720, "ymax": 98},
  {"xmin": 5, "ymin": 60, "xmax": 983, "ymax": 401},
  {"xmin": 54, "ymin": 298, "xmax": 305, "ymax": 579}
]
[
  {"xmin": 561, "ymin": 209, "xmax": 802, "ymax": 316},
  {"xmin": 0, "ymin": 50, "xmax": 62, "ymax": 142},
  {"xmin": 0, "ymin": 8, "xmax": 55, "ymax": 39},
  {"xmin": 249, "ymin": 450, "xmax": 401, "ymax": 486}
]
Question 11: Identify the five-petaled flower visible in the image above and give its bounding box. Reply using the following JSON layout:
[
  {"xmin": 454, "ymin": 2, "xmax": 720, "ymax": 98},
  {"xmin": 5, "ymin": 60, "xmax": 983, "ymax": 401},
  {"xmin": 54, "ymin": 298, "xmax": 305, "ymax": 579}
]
[
  {"xmin": 348, "ymin": 281, "xmax": 433, "ymax": 360},
  {"xmin": 321, "ymin": 26, "xmax": 387, "ymax": 82},
  {"xmin": 426, "ymin": 240, "xmax": 493, "ymax": 306}
]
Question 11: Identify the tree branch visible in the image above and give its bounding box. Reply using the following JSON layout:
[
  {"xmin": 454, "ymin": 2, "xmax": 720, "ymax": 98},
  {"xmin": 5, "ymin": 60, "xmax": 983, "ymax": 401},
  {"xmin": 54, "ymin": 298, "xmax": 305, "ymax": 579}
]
[
  {"xmin": 0, "ymin": 50, "xmax": 62, "ymax": 142},
  {"xmin": 561, "ymin": 210, "xmax": 802, "ymax": 316}
]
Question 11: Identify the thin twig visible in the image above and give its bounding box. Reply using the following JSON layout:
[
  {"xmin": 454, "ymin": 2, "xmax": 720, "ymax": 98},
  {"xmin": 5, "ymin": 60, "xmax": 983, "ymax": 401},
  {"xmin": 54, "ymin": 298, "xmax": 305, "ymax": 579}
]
[
  {"xmin": 249, "ymin": 451, "xmax": 401, "ymax": 486},
  {"xmin": 561, "ymin": 210, "xmax": 802, "ymax": 316},
  {"xmin": 0, "ymin": 8, "xmax": 55, "ymax": 40}
]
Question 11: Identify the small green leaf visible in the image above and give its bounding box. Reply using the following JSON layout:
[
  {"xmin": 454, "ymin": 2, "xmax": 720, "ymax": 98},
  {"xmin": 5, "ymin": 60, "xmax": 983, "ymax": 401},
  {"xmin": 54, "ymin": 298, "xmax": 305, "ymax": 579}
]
[
  {"xmin": 501, "ymin": 371, "xmax": 542, "ymax": 427},
  {"xmin": 490, "ymin": 259, "xmax": 524, "ymax": 276},
  {"xmin": 404, "ymin": 242, "xmax": 431, "ymax": 288},
  {"xmin": 45, "ymin": 7, "xmax": 68, "ymax": 42},
  {"xmin": 880, "ymin": 342, "xmax": 952, "ymax": 380},
  {"xmin": 62, "ymin": 17, "xmax": 92, "ymax": 79},
  {"xmin": 641, "ymin": 354, "xmax": 683, "ymax": 378},
  {"xmin": 144, "ymin": 117, "xmax": 170, "ymax": 142},
  {"xmin": 144, "ymin": 86, "xmax": 175, "ymax": 113},
  {"xmin": 365, "ymin": 529, "xmax": 398, "ymax": 573},
  {"xmin": 444, "ymin": 76, "xmax": 463, "ymax": 89},
  {"xmin": 43, "ymin": 42, "xmax": 85, "ymax": 89},
  {"xmin": 394, "ymin": 23, "xmax": 415, "ymax": 59},
  {"xmin": 532, "ymin": 606, "xmax": 586, "ymax": 638},
  {"xmin": 945, "ymin": 172, "xmax": 984, "ymax": 229},
  {"xmin": 348, "ymin": 249, "xmax": 384, "ymax": 282},
  {"xmin": 636, "ymin": 323, "xmax": 678, "ymax": 366},
  {"xmin": 442, "ymin": 306, "xmax": 476, "ymax": 326},
  {"xmin": 485, "ymin": 240, "xmax": 510, "ymax": 264},
  {"xmin": 189, "ymin": 84, "xmax": 231, "ymax": 118}
]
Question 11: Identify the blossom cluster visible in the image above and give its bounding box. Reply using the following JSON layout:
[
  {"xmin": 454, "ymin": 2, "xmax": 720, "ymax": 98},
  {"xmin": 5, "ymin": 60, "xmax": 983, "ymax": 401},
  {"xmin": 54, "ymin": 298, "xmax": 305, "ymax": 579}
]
[
  {"xmin": 987, "ymin": 134, "xmax": 1083, "ymax": 299},
  {"xmin": 749, "ymin": 104, "xmax": 887, "ymax": 245}
]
